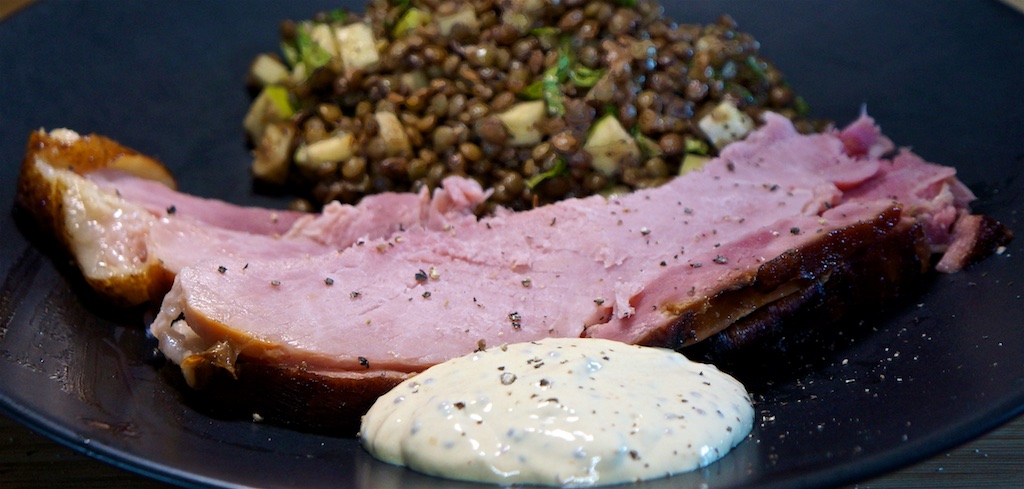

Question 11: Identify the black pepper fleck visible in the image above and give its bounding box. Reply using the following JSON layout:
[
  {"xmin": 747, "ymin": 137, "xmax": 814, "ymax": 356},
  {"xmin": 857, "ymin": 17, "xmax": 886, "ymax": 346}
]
[
  {"xmin": 166, "ymin": 205, "xmax": 177, "ymax": 215},
  {"xmin": 415, "ymin": 269, "xmax": 428, "ymax": 281},
  {"xmin": 358, "ymin": 356, "xmax": 370, "ymax": 369},
  {"xmin": 217, "ymin": 265, "xmax": 227, "ymax": 274},
  {"xmin": 324, "ymin": 277, "xmax": 335, "ymax": 286}
]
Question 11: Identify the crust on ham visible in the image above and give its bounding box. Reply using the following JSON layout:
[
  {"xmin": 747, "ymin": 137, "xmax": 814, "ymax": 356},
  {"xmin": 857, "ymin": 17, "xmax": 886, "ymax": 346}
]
[{"xmin": 16, "ymin": 129, "xmax": 177, "ymax": 306}]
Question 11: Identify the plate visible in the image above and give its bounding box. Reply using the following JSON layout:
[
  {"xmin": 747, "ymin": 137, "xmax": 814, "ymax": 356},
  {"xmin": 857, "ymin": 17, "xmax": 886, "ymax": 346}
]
[{"xmin": 1, "ymin": 1, "xmax": 1023, "ymax": 488}]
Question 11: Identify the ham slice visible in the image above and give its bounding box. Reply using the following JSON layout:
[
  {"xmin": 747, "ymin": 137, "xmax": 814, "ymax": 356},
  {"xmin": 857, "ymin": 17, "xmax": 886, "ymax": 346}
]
[
  {"xmin": 14, "ymin": 114, "xmax": 1012, "ymax": 433},
  {"xmin": 14, "ymin": 129, "xmax": 487, "ymax": 305}
]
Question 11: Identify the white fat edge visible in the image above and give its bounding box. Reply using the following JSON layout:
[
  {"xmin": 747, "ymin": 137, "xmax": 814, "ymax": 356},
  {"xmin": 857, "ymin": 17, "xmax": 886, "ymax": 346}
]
[{"xmin": 34, "ymin": 158, "xmax": 155, "ymax": 281}]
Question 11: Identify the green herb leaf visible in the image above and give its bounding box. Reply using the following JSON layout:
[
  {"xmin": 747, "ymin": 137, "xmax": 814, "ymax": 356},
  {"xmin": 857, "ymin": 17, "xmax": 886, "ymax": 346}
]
[
  {"xmin": 745, "ymin": 55, "xmax": 768, "ymax": 81},
  {"xmin": 614, "ymin": 0, "xmax": 638, "ymax": 7},
  {"xmin": 529, "ymin": 26, "xmax": 561, "ymax": 37},
  {"xmin": 569, "ymin": 65, "xmax": 604, "ymax": 88},
  {"xmin": 685, "ymin": 137, "xmax": 710, "ymax": 156},
  {"xmin": 294, "ymin": 27, "xmax": 332, "ymax": 72},
  {"xmin": 328, "ymin": 8, "xmax": 348, "ymax": 23},
  {"xmin": 793, "ymin": 95, "xmax": 810, "ymax": 117},
  {"xmin": 526, "ymin": 158, "xmax": 567, "ymax": 189},
  {"xmin": 393, "ymin": 7, "xmax": 431, "ymax": 37},
  {"xmin": 542, "ymin": 69, "xmax": 565, "ymax": 117}
]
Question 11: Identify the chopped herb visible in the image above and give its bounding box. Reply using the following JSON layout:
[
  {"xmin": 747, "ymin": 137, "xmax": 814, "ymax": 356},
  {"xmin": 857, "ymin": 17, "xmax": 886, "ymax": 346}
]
[
  {"xmin": 594, "ymin": 298, "xmax": 605, "ymax": 305},
  {"xmin": 685, "ymin": 137, "xmax": 710, "ymax": 156},
  {"xmin": 414, "ymin": 269, "xmax": 429, "ymax": 282},
  {"xmin": 392, "ymin": 7, "xmax": 429, "ymax": 37},
  {"xmin": 422, "ymin": 291, "xmax": 432, "ymax": 298},
  {"xmin": 745, "ymin": 55, "xmax": 768, "ymax": 81},
  {"xmin": 793, "ymin": 95, "xmax": 811, "ymax": 117},
  {"xmin": 327, "ymin": 8, "xmax": 348, "ymax": 22},
  {"xmin": 528, "ymin": 26, "xmax": 561, "ymax": 37},
  {"xmin": 569, "ymin": 65, "xmax": 604, "ymax": 88},
  {"xmin": 521, "ymin": 278, "xmax": 532, "ymax": 288},
  {"xmin": 293, "ymin": 26, "xmax": 332, "ymax": 72},
  {"xmin": 525, "ymin": 157, "xmax": 567, "ymax": 190},
  {"xmin": 713, "ymin": 255, "xmax": 728, "ymax": 264},
  {"xmin": 217, "ymin": 265, "xmax": 227, "ymax": 274}
]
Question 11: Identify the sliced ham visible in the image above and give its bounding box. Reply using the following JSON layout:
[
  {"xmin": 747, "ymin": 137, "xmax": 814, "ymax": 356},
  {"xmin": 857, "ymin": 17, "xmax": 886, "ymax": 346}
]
[
  {"xmin": 14, "ymin": 129, "xmax": 486, "ymax": 305},
  {"xmin": 140, "ymin": 113, "xmax": 1010, "ymax": 431},
  {"xmin": 15, "ymin": 114, "xmax": 1012, "ymax": 433}
]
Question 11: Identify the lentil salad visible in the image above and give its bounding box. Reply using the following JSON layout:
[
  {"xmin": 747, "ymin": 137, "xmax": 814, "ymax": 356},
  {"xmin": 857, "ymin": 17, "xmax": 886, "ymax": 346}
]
[{"xmin": 245, "ymin": 0, "xmax": 824, "ymax": 212}]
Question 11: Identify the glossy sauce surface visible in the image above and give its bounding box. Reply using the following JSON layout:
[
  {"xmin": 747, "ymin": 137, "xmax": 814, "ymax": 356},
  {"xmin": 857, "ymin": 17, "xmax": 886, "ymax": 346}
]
[{"xmin": 360, "ymin": 338, "xmax": 753, "ymax": 486}]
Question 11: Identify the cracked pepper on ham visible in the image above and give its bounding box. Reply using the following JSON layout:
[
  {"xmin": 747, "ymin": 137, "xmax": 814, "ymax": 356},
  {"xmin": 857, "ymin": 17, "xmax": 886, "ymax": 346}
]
[{"xmin": 145, "ymin": 113, "xmax": 1005, "ymax": 380}]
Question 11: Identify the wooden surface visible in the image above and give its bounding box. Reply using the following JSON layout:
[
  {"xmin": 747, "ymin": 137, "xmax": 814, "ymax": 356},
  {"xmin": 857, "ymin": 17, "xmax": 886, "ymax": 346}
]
[
  {"xmin": 0, "ymin": 0, "xmax": 33, "ymax": 19},
  {"xmin": 1, "ymin": 1, "xmax": 1021, "ymax": 488}
]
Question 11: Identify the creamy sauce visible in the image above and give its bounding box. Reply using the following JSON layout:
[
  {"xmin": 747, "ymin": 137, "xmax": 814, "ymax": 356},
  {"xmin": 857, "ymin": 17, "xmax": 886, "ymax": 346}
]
[{"xmin": 360, "ymin": 338, "xmax": 753, "ymax": 487}]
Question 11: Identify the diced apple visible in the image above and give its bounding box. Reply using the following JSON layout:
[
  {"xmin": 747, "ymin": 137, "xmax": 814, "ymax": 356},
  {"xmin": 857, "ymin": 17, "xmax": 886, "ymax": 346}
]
[
  {"xmin": 496, "ymin": 100, "xmax": 546, "ymax": 147},
  {"xmin": 243, "ymin": 85, "xmax": 295, "ymax": 142},
  {"xmin": 698, "ymin": 100, "xmax": 754, "ymax": 149},
  {"xmin": 374, "ymin": 112, "xmax": 412, "ymax": 156},
  {"xmin": 583, "ymin": 114, "xmax": 640, "ymax": 177},
  {"xmin": 334, "ymin": 23, "xmax": 380, "ymax": 70}
]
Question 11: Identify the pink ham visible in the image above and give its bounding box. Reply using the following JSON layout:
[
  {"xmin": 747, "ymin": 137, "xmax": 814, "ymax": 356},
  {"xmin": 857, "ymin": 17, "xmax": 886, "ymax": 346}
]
[
  {"xmin": 14, "ymin": 129, "xmax": 487, "ymax": 305},
  {"xmin": 16, "ymin": 115, "xmax": 1011, "ymax": 433},
  {"xmin": 149, "ymin": 113, "xmax": 1011, "ymax": 389}
]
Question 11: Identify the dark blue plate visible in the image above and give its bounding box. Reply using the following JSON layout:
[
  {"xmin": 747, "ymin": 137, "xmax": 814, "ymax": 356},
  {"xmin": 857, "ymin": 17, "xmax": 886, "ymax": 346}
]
[{"xmin": 1, "ymin": 2, "xmax": 1022, "ymax": 488}]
